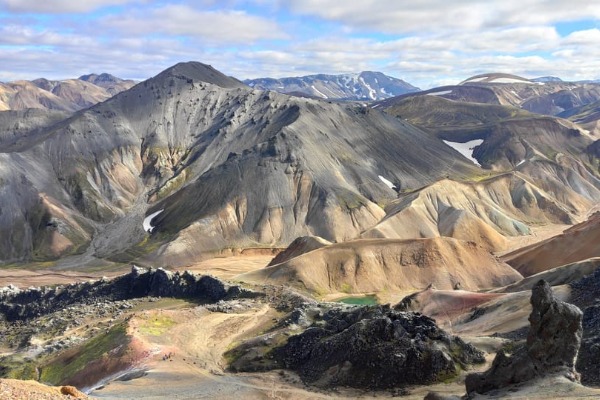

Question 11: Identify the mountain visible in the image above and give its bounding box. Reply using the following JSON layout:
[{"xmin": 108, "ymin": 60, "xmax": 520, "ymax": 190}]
[
  {"xmin": 0, "ymin": 61, "xmax": 477, "ymax": 264},
  {"xmin": 559, "ymin": 99, "xmax": 600, "ymax": 136},
  {"xmin": 2, "ymin": 62, "xmax": 599, "ymax": 267},
  {"xmin": 240, "ymin": 237, "xmax": 522, "ymax": 293},
  {"xmin": 533, "ymin": 76, "xmax": 563, "ymax": 83},
  {"xmin": 368, "ymin": 89, "xmax": 600, "ymax": 250},
  {"xmin": 78, "ymin": 73, "xmax": 137, "ymax": 95},
  {"xmin": 460, "ymin": 72, "xmax": 535, "ymax": 85},
  {"xmin": 387, "ymin": 73, "xmax": 600, "ymax": 116},
  {"xmin": 244, "ymin": 71, "xmax": 419, "ymax": 101},
  {"xmin": 0, "ymin": 74, "xmax": 136, "ymax": 112}
]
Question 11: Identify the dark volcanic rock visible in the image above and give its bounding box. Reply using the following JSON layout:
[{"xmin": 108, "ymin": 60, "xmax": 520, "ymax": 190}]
[
  {"xmin": 466, "ymin": 280, "xmax": 583, "ymax": 395},
  {"xmin": 570, "ymin": 267, "xmax": 600, "ymax": 386},
  {"xmin": 0, "ymin": 266, "xmax": 258, "ymax": 322},
  {"xmin": 577, "ymin": 303, "xmax": 600, "ymax": 386},
  {"xmin": 232, "ymin": 304, "xmax": 484, "ymax": 390}
]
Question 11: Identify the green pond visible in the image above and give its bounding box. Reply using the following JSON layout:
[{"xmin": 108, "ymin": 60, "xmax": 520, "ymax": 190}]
[{"xmin": 336, "ymin": 295, "xmax": 378, "ymax": 305}]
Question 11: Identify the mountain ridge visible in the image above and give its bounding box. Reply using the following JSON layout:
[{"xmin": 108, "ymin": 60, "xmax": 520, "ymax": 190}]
[{"xmin": 245, "ymin": 71, "xmax": 419, "ymax": 101}]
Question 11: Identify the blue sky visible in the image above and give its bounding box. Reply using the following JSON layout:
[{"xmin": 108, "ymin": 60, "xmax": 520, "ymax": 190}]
[{"xmin": 0, "ymin": 0, "xmax": 599, "ymax": 88}]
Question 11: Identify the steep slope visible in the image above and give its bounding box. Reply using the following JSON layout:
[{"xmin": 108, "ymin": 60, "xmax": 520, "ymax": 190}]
[
  {"xmin": 503, "ymin": 212, "xmax": 600, "ymax": 276},
  {"xmin": 245, "ymin": 71, "xmax": 419, "ymax": 101},
  {"xmin": 146, "ymin": 91, "xmax": 479, "ymax": 264},
  {"xmin": 0, "ymin": 62, "xmax": 478, "ymax": 264},
  {"xmin": 559, "ymin": 99, "xmax": 600, "ymax": 135},
  {"xmin": 0, "ymin": 109, "xmax": 70, "ymax": 152},
  {"xmin": 239, "ymin": 237, "xmax": 522, "ymax": 294}
]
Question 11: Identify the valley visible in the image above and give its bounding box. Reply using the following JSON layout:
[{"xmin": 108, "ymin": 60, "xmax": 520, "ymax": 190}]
[{"xmin": 1, "ymin": 63, "xmax": 600, "ymax": 399}]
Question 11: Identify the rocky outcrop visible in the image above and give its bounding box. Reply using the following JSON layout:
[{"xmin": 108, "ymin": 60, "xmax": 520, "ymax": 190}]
[
  {"xmin": 465, "ymin": 280, "xmax": 583, "ymax": 395},
  {"xmin": 570, "ymin": 267, "xmax": 600, "ymax": 386},
  {"xmin": 0, "ymin": 266, "xmax": 257, "ymax": 322},
  {"xmin": 230, "ymin": 304, "xmax": 484, "ymax": 390}
]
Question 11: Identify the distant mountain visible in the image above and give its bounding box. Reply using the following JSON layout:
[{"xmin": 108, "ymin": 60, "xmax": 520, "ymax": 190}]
[
  {"xmin": 460, "ymin": 73, "xmax": 534, "ymax": 85},
  {"xmin": 78, "ymin": 73, "xmax": 137, "ymax": 95},
  {"xmin": 386, "ymin": 72, "xmax": 600, "ymax": 116},
  {"xmin": 244, "ymin": 71, "xmax": 419, "ymax": 101},
  {"xmin": 0, "ymin": 74, "xmax": 136, "ymax": 112},
  {"xmin": 532, "ymin": 76, "xmax": 563, "ymax": 83}
]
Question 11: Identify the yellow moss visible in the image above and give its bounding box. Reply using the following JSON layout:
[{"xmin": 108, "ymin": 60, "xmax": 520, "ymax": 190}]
[{"xmin": 137, "ymin": 314, "xmax": 176, "ymax": 336}]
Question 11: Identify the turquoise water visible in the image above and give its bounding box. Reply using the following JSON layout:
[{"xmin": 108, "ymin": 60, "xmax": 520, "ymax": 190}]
[{"xmin": 337, "ymin": 295, "xmax": 378, "ymax": 305}]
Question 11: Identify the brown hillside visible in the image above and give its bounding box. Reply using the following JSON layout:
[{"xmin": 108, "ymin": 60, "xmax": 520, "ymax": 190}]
[{"xmin": 239, "ymin": 237, "xmax": 522, "ymax": 294}]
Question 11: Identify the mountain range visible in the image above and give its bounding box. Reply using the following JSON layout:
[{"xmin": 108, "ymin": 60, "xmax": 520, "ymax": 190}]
[
  {"xmin": 0, "ymin": 64, "xmax": 599, "ymax": 270},
  {"xmin": 0, "ymin": 73, "xmax": 136, "ymax": 112},
  {"xmin": 2, "ymin": 62, "xmax": 600, "ymax": 399},
  {"xmin": 244, "ymin": 71, "xmax": 420, "ymax": 101}
]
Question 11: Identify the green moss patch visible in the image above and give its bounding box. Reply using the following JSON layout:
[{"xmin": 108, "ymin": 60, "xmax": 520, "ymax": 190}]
[{"xmin": 40, "ymin": 322, "xmax": 129, "ymax": 386}]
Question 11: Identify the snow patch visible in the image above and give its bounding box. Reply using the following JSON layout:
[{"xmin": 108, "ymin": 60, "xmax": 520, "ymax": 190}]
[
  {"xmin": 311, "ymin": 85, "xmax": 328, "ymax": 98},
  {"xmin": 426, "ymin": 90, "xmax": 452, "ymax": 96},
  {"xmin": 359, "ymin": 76, "xmax": 377, "ymax": 100},
  {"xmin": 467, "ymin": 76, "xmax": 488, "ymax": 83},
  {"xmin": 516, "ymin": 159, "xmax": 526, "ymax": 167},
  {"xmin": 489, "ymin": 77, "xmax": 530, "ymax": 84},
  {"xmin": 443, "ymin": 139, "xmax": 484, "ymax": 166},
  {"xmin": 143, "ymin": 209, "xmax": 164, "ymax": 233},
  {"xmin": 378, "ymin": 175, "xmax": 396, "ymax": 189}
]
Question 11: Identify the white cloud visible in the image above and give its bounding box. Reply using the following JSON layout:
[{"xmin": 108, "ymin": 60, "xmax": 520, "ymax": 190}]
[
  {"xmin": 281, "ymin": 0, "xmax": 600, "ymax": 33},
  {"xmin": 102, "ymin": 4, "xmax": 287, "ymax": 43},
  {"xmin": 0, "ymin": 0, "xmax": 139, "ymax": 13},
  {"xmin": 0, "ymin": 1, "xmax": 599, "ymax": 87}
]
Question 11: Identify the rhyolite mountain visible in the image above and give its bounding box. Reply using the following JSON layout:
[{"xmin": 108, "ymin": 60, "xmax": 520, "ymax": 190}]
[
  {"xmin": 0, "ymin": 62, "xmax": 479, "ymax": 265},
  {"xmin": 0, "ymin": 73, "xmax": 136, "ymax": 112},
  {"xmin": 244, "ymin": 71, "xmax": 419, "ymax": 101}
]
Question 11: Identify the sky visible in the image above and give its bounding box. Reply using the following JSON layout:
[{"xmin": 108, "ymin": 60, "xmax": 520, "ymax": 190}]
[{"xmin": 0, "ymin": 0, "xmax": 599, "ymax": 88}]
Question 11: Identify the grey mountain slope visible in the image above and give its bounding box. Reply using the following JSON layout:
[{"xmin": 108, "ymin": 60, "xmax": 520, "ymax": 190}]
[
  {"xmin": 245, "ymin": 71, "xmax": 419, "ymax": 101},
  {"xmin": 0, "ymin": 62, "xmax": 478, "ymax": 264},
  {"xmin": 377, "ymin": 93, "xmax": 598, "ymax": 171},
  {"xmin": 559, "ymin": 99, "xmax": 600, "ymax": 136}
]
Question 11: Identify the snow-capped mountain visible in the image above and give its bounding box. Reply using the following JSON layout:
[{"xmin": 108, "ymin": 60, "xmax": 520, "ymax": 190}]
[{"xmin": 244, "ymin": 71, "xmax": 419, "ymax": 101}]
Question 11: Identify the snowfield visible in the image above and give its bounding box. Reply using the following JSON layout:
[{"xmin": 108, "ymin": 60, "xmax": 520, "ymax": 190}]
[
  {"xmin": 378, "ymin": 175, "xmax": 396, "ymax": 189},
  {"xmin": 143, "ymin": 209, "xmax": 164, "ymax": 233},
  {"xmin": 442, "ymin": 139, "xmax": 484, "ymax": 166}
]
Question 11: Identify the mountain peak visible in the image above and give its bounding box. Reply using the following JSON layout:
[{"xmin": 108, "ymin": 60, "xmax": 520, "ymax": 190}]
[
  {"xmin": 153, "ymin": 61, "xmax": 246, "ymax": 89},
  {"xmin": 79, "ymin": 72, "xmax": 124, "ymax": 84}
]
